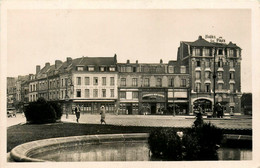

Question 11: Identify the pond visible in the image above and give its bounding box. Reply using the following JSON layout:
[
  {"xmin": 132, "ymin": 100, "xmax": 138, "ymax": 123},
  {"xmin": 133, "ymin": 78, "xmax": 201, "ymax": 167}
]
[{"xmin": 31, "ymin": 141, "xmax": 252, "ymax": 161}]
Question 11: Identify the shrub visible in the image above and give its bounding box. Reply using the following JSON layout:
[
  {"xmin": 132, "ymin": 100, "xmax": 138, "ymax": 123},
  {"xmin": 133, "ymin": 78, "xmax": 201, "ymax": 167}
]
[
  {"xmin": 24, "ymin": 98, "xmax": 62, "ymax": 124},
  {"xmin": 148, "ymin": 118, "xmax": 223, "ymax": 160}
]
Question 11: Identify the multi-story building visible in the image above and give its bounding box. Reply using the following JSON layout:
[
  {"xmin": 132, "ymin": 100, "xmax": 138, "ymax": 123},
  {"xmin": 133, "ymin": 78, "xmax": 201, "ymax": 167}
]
[
  {"xmin": 177, "ymin": 35, "xmax": 242, "ymax": 115},
  {"xmin": 117, "ymin": 59, "xmax": 190, "ymax": 115},
  {"xmin": 14, "ymin": 35, "xmax": 243, "ymax": 116}
]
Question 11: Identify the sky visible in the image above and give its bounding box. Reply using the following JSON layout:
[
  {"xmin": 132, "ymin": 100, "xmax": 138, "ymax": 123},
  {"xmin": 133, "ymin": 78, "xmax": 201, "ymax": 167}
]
[{"xmin": 6, "ymin": 9, "xmax": 251, "ymax": 92}]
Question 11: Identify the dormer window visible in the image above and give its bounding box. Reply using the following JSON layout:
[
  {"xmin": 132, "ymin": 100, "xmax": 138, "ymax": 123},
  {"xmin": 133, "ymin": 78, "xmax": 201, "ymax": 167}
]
[
  {"xmin": 109, "ymin": 67, "xmax": 116, "ymax": 72},
  {"xmin": 168, "ymin": 66, "xmax": 174, "ymax": 73},
  {"xmin": 88, "ymin": 66, "xmax": 94, "ymax": 71},
  {"xmin": 77, "ymin": 66, "xmax": 84, "ymax": 71},
  {"xmin": 100, "ymin": 67, "xmax": 105, "ymax": 72}
]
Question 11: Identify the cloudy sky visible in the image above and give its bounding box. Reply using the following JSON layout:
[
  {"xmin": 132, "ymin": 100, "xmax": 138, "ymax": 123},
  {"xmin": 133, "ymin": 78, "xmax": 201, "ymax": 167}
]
[{"xmin": 6, "ymin": 9, "xmax": 251, "ymax": 92}]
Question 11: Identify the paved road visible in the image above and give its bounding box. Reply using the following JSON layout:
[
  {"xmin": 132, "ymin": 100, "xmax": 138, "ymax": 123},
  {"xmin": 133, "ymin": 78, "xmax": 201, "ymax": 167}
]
[{"xmin": 7, "ymin": 113, "xmax": 252, "ymax": 130}]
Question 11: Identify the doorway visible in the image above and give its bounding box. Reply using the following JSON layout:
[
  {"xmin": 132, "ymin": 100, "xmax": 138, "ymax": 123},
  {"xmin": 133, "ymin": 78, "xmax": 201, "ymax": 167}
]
[{"xmin": 151, "ymin": 103, "xmax": 156, "ymax": 114}]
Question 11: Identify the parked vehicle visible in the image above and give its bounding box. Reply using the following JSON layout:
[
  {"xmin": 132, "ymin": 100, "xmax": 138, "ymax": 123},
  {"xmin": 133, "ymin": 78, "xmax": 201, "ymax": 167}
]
[{"xmin": 7, "ymin": 108, "xmax": 16, "ymax": 118}]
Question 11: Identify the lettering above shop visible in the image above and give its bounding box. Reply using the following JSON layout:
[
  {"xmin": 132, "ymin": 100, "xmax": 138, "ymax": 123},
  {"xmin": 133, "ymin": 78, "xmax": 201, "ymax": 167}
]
[
  {"xmin": 142, "ymin": 93, "xmax": 165, "ymax": 98},
  {"xmin": 205, "ymin": 35, "xmax": 226, "ymax": 43}
]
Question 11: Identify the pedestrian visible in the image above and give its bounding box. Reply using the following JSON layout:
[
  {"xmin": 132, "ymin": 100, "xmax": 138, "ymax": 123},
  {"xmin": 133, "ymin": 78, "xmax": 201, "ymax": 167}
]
[
  {"xmin": 100, "ymin": 105, "xmax": 106, "ymax": 124},
  {"xmin": 75, "ymin": 105, "xmax": 81, "ymax": 123}
]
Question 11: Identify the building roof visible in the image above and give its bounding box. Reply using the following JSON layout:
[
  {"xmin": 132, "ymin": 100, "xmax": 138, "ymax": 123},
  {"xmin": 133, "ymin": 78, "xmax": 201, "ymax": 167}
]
[
  {"xmin": 189, "ymin": 36, "xmax": 215, "ymax": 47},
  {"xmin": 79, "ymin": 56, "xmax": 117, "ymax": 66}
]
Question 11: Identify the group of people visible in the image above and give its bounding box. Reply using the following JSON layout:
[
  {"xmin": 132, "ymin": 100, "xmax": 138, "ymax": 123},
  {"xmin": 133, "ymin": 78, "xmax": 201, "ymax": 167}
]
[
  {"xmin": 73, "ymin": 105, "xmax": 106, "ymax": 124},
  {"xmin": 194, "ymin": 103, "xmax": 224, "ymax": 118}
]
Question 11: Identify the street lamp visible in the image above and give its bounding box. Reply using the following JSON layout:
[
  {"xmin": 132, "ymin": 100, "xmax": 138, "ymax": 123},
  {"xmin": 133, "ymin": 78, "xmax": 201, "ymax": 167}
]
[
  {"xmin": 65, "ymin": 77, "xmax": 74, "ymax": 118},
  {"xmin": 212, "ymin": 48, "xmax": 217, "ymax": 118}
]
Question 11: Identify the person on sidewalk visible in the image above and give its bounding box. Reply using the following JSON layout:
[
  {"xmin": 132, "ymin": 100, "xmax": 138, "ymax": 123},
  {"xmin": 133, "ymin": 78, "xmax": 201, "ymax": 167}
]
[
  {"xmin": 75, "ymin": 105, "xmax": 81, "ymax": 123},
  {"xmin": 100, "ymin": 105, "xmax": 106, "ymax": 124}
]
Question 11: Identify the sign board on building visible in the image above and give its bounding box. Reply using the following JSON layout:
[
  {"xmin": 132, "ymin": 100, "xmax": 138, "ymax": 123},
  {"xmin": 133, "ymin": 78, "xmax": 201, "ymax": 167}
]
[
  {"xmin": 174, "ymin": 92, "xmax": 187, "ymax": 98},
  {"xmin": 205, "ymin": 35, "xmax": 226, "ymax": 44}
]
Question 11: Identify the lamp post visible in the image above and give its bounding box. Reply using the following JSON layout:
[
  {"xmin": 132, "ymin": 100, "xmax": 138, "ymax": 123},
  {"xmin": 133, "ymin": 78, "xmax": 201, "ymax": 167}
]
[
  {"xmin": 65, "ymin": 77, "xmax": 74, "ymax": 118},
  {"xmin": 212, "ymin": 48, "xmax": 217, "ymax": 118}
]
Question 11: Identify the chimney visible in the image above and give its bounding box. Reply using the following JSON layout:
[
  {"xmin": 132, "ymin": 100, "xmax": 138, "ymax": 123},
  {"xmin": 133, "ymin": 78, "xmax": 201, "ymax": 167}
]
[
  {"xmin": 198, "ymin": 35, "xmax": 202, "ymax": 40},
  {"xmin": 136, "ymin": 60, "xmax": 138, "ymax": 64},
  {"xmin": 36, "ymin": 65, "xmax": 41, "ymax": 74},
  {"xmin": 114, "ymin": 53, "xmax": 117, "ymax": 64},
  {"xmin": 55, "ymin": 60, "xmax": 62, "ymax": 69},
  {"xmin": 45, "ymin": 62, "xmax": 50, "ymax": 67},
  {"xmin": 160, "ymin": 59, "xmax": 163, "ymax": 64},
  {"xmin": 67, "ymin": 57, "xmax": 72, "ymax": 65},
  {"xmin": 127, "ymin": 60, "xmax": 130, "ymax": 64}
]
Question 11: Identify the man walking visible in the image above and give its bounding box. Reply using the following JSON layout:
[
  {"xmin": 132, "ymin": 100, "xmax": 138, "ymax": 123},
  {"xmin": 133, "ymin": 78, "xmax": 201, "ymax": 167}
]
[
  {"xmin": 75, "ymin": 105, "xmax": 81, "ymax": 123},
  {"xmin": 100, "ymin": 105, "xmax": 106, "ymax": 124}
]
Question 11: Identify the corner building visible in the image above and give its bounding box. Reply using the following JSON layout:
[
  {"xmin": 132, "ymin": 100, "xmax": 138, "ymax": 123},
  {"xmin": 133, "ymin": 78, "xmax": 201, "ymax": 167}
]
[
  {"xmin": 177, "ymin": 36, "xmax": 242, "ymax": 115},
  {"xmin": 117, "ymin": 60, "xmax": 190, "ymax": 115}
]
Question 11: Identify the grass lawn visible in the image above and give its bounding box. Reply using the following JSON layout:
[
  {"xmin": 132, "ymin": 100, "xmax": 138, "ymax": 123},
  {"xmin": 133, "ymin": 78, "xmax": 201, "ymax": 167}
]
[{"xmin": 7, "ymin": 122, "xmax": 252, "ymax": 153}]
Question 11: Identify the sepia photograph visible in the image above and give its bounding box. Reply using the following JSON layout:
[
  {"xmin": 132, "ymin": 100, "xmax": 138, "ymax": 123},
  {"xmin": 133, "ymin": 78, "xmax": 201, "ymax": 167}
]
[{"xmin": 1, "ymin": 0, "xmax": 259, "ymax": 168}]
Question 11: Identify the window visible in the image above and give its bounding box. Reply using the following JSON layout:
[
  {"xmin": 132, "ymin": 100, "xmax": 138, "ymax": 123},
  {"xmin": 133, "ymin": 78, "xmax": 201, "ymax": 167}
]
[
  {"xmin": 168, "ymin": 66, "xmax": 174, "ymax": 73},
  {"xmin": 133, "ymin": 67, "xmax": 136, "ymax": 72},
  {"xmin": 93, "ymin": 89, "xmax": 98, "ymax": 97},
  {"xmin": 218, "ymin": 72, "xmax": 223, "ymax": 79},
  {"xmin": 195, "ymin": 71, "xmax": 201, "ymax": 79},
  {"xmin": 132, "ymin": 91, "xmax": 139, "ymax": 99},
  {"xmin": 88, "ymin": 66, "xmax": 94, "ymax": 71},
  {"xmin": 181, "ymin": 79, "xmax": 186, "ymax": 87},
  {"xmin": 120, "ymin": 92, "xmax": 126, "ymax": 99},
  {"xmin": 205, "ymin": 84, "xmax": 210, "ymax": 93},
  {"xmin": 218, "ymin": 83, "xmax": 223, "ymax": 90},
  {"xmin": 61, "ymin": 90, "xmax": 64, "ymax": 99},
  {"xmin": 180, "ymin": 66, "xmax": 186, "ymax": 73},
  {"xmin": 110, "ymin": 89, "xmax": 114, "ymax": 97},
  {"xmin": 85, "ymin": 77, "xmax": 90, "ymax": 85},
  {"xmin": 93, "ymin": 77, "xmax": 98, "ymax": 85},
  {"xmin": 77, "ymin": 77, "xmax": 81, "ymax": 85},
  {"xmin": 205, "ymin": 61, "xmax": 211, "ymax": 67},
  {"xmin": 194, "ymin": 48, "xmax": 201, "ymax": 56},
  {"xmin": 230, "ymin": 60, "xmax": 234, "ymax": 67},
  {"xmin": 126, "ymin": 66, "xmax": 132, "ymax": 72},
  {"xmin": 121, "ymin": 78, "xmax": 126, "ymax": 86},
  {"xmin": 195, "ymin": 83, "xmax": 201, "ymax": 92},
  {"xmin": 121, "ymin": 66, "xmax": 126, "ymax": 72},
  {"xmin": 230, "ymin": 72, "xmax": 235, "ymax": 79},
  {"xmin": 204, "ymin": 48, "xmax": 210, "ymax": 56},
  {"xmin": 218, "ymin": 59, "xmax": 223, "ymax": 67},
  {"xmin": 229, "ymin": 50, "xmax": 234, "ymax": 57},
  {"xmin": 168, "ymin": 78, "xmax": 174, "ymax": 87},
  {"xmin": 76, "ymin": 89, "xmax": 81, "ymax": 97},
  {"xmin": 218, "ymin": 49, "xmax": 223, "ymax": 55},
  {"xmin": 61, "ymin": 79, "xmax": 64, "ymax": 87},
  {"xmin": 102, "ymin": 89, "xmax": 106, "ymax": 98},
  {"xmin": 156, "ymin": 78, "xmax": 162, "ymax": 87},
  {"xmin": 196, "ymin": 61, "xmax": 200, "ymax": 67},
  {"xmin": 85, "ymin": 89, "xmax": 90, "ymax": 98},
  {"xmin": 230, "ymin": 96, "xmax": 234, "ymax": 103},
  {"xmin": 77, "ymin": 66, "xmax": 84, "ymax": 71},
  {"xmin": 110, "ymin": 77, "xmax": 115, "ymax": 86},
  {"xmin": 102, "ymin": 77, "xmax": 106, "ymax": 86},
  {"xmin": 132, "ymin": 78, "xmax": 138, "ymax": 86},
  {"xmin": 144, "ymin": 78, "xmax": 150, "ymax": 87},
  {"xmin": 230, "ymin": 84, "xmax": 235, "ymax": 92},
  {"xmin": 109, "ymin": 67, "xmax": 116, "ymax": 71},
  {"xmin": 100, "ymin": 67, "xmax": 105, "ymax": 72},
  {"xmin": 205, "ymin": 71, "xmax": 210, "ymax": 79}
]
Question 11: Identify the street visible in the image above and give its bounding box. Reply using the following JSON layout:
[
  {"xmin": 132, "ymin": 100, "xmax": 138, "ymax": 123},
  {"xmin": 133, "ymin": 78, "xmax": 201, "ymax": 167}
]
[{"xmin": 7, "ymin": 113, "xmax": 252, "ymax": 130}]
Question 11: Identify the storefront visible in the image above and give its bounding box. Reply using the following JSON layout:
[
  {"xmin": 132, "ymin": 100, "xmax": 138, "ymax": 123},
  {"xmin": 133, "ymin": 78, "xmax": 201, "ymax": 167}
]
[
  {"xmin": 72, "ymin": 100, "xmax": 116, "ymax": 114},
  {"xmin": 139, "ymin": 89, "xmax": 167, "ymax": 115}
]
